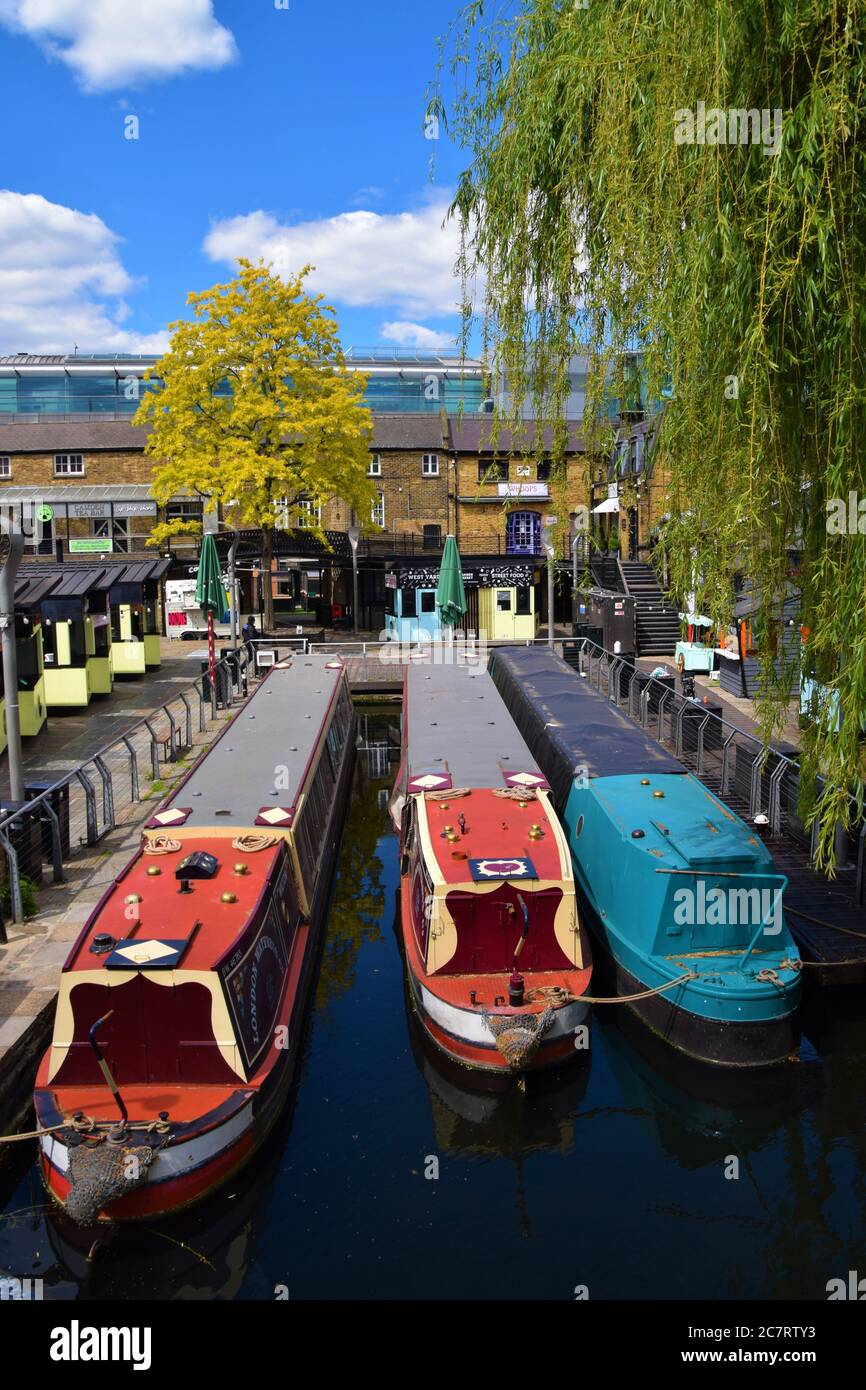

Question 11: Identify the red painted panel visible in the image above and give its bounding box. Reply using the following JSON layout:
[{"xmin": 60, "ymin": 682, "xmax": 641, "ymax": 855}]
[
  {"xmin": 52, "ymin": 976, "xmax": 238, "ymax": 1087},
  {"xmin": 442, "ymin": 882, "xmax": 568, "ymax": 974}
]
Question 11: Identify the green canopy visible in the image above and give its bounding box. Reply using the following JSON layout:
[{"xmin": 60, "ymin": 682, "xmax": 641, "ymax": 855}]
[
  {"xmin": 196, "ymin": 532, "xmax": 227, "ymax": 616},
  {"xmin": 435, "ymin": 534, "xmax": 467, "ymax": 627}
]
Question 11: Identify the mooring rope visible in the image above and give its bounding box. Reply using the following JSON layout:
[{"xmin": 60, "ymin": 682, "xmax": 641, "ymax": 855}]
[
  {"xmin": 423, "ymin": 788, "xmax": 471, "ymax": 801},
  {"xmin": 232, "ymin": 834, "xmax": 280, "ymax": 852},
  {"xmin": 143, "ymin": 835, "xmax": 182, "ymax": 855},
  {"xmin": 785, "ymin": 905, "xmax": 866, "ymax": 942},
  {"xmin": 0, "ymin": 1115, "xmax": 172, "ymax": 1145},
  {"xmin": 577, "ymin": 971, "xmax": 698, "ymax": 1005}
]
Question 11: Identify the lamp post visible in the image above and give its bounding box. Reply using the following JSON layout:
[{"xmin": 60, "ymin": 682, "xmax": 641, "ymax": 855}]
[
  {"xmin": 348, "ymin": 524, "xmax": 361, "ymax": 636},
  {"xmin": 540, "ymin": 524, "xmax": 556, "ymax": 649},
  {"xmin": 0, "ymin": 526, "xmax": 26, "ymax": 801},
  {"xmin": 570, "ymin": 507, "xmax": 588, "ymax": 628}
]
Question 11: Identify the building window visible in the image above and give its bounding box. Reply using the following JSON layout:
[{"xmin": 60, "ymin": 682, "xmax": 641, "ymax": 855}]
[
  {"xmin": 496, "ymin": 591, "xmax": 512, "ymax": 612},
  {"xmin": 54, "ymin": 453, "xmax": 85, "ymax": 476},
  {"xmin": 296, "ymin": 500, "xmax": 321, "ymax": 529},
  {"xmin": 368, "ymin": 454, "xmax": 382, "ymax": 477},
  {"xmin": 165, "ymin": 499, "xmax": 204, "ymax": 524},
  {"xmin": 420, "ymin": 591, "xmax": 437, "ymax": 613},
  {"xmin": 0, "ymin": 456, "xmax": 10, "ymax": 478},
  {"xmin": 537, "ymin": 460, "xmax": 552, "ymax": 481},
  {"xmin": 505, "ymin": 510, "xmax": 541, "ymax": 555},
  {"xmin": 92, "ymin": 517, "xmax": 131, "ymax": 554},
  {"xmin": 371, "ymin": 491, "xmax": 385, "ymax": 528},
  {"xmin": 516, "ymin": 586, "xmax": 532, "ymax": 616},
  {"xmin": 478, "ymin": 459, "xmax": 508, "ymax": 483},
  {"xmin": 422, "ymin": 454, "xmax": 439, "ymax": 477},
  {"xmin": 422, "ymin": 524, "xmax": 441, "ymax": 549}
]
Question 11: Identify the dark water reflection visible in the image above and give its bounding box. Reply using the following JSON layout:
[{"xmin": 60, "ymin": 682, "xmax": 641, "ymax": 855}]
[{"xmin": 2, "ymin": 710, "xmax": 865, "ymax": 1300}]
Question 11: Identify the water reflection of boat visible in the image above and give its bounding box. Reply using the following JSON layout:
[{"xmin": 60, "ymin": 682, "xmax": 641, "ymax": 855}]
[
  {"xmin": 17, "ymin": 1101, "xmax": 295, "ymax": 1300},
  {"xmin": 406, "ymin": 985, "xmax": 590, "ymax": 1159},
  {"xmin": 599, "ymin": 1006, "xmax": 816, "ymax": 1166}
]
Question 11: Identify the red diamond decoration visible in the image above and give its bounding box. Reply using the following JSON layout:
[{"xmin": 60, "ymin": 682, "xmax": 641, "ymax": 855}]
[
  {"xmin": 408, "ymin": 772, "xmax": 452, "ymax": 794},
  {"xmin": 504, "ymin": 771, "xmax": 549, "ymax": 790}
]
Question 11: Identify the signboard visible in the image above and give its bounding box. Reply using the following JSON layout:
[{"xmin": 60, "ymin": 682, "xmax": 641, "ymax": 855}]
[
  {"xmin": 114, "ymin": 501, "xmax": 157, "ymax": 518},
  {"xmin": 218, "ymin": 857, "xmax": 296, "ymax": 1076},
  {"xmin": 70, "ymin": 538, "xmax": 112, "ymax": 553},
  {"xmin": 394, "ymin": 562, "xmax": 534, "ymax": 589},
  {"xmin": 68, "ymin": 502, "xmax": 111, "ymax": 519},
  {"xmin": 608, "ymin": 483, "xmax": 620, "ymax": 500},
  {"xmin": 498, "ymin": 482, "xmax": 549, "ymax": 499}
]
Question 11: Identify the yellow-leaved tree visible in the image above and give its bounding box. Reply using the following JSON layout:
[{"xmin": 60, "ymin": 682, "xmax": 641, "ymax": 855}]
[{"xmin": 135, "ymin": 259, "xmax": 375, "ymax": 631}]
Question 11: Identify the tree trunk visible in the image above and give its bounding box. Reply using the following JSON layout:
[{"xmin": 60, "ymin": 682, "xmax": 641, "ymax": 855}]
[{"xmin": 261, "ymin": 524, "xmax": 275, "ymax": 634}]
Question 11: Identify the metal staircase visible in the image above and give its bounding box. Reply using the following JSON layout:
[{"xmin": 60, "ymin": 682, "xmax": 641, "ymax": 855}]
[
  {"xmin": 589, "ymin": 556, "xmax": 623, "ymax": 591},
  {"xmin": 619, "ymin": 560, "xmax": 680, "ymax": 657}
]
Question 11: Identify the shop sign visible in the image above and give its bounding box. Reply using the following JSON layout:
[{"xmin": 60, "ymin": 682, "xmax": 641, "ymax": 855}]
[
  {"xmin": 70, "ymin": 538, "xmax": 112, "ymax": 553},
  {"xmin": 113, "ymin": 501, "xmax": 158, "ymax": 518},
  {"xmin": 498, "ymin": 482, "xmax": 549, "ymax": 498},
  {"xmin": 68, "ymin": 502, "xmax": 111, "ymax": 519}
]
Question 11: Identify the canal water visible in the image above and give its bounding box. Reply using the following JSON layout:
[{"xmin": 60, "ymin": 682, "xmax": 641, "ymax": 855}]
[{"xmin": 2, "ymin": 709, "xmax": 865, "ymax": 1301}]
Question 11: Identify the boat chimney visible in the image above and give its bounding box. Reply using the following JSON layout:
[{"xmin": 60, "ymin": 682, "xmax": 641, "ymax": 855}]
[{"xmin": 509, "ymin": 969, "xmax": 525, "ymax": 1007}]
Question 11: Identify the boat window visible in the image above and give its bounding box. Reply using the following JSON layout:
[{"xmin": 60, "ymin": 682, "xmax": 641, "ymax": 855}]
[{"xmin": 575, "ymin": 814, "xmax": 584, "ymax": 838}]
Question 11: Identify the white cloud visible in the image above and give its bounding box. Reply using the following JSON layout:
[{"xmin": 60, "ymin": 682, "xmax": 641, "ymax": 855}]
[
  {"xmin": 0, "ymin": 191, "xmax": 168, "ymax": 354},
  {"xmin": 380, "ymin": 321, "xmax": 457, "ymax": 353},
  {"xmin": 203, "ymin": 194, "xmax": 467, "ymax": 318},
  {"xmin": 0, "ymin": 0, "xmax": 237, "ymax": 91}
]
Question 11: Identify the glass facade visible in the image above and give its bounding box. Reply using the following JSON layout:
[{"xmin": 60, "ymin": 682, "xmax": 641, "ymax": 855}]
[{"xmin": 0, "ymin": 355, "xmax": 487, "ymax": 417}]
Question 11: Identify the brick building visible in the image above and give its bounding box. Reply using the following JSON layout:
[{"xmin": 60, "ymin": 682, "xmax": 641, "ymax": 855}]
[
  {"xmin": 589, "ymin": 414, "xmax": 672, "ymax": 561},
  {"xmin": 0, "ymin": 352, "xmax": 592, "ymax": 629},
  {"xmin": 0, "ymin": 418, "xmax": 197, "ymax": 558}
]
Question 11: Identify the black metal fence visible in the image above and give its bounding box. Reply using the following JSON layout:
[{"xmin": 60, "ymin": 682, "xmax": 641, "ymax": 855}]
[
  {"xmin": 567, "ymin": 638, "xmax": 866, "ymax": 905},
  {"xmin": 0, "ymin": 649, "xmax": 254, "ymax": 936}
]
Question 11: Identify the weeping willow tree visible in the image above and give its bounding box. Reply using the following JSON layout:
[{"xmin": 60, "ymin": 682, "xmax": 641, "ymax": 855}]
[{"xmin": 432, "ymin": 0, "xmax": 866, "ymax": 867}]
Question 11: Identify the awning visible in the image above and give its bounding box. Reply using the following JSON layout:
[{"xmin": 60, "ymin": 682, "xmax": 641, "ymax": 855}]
[
  {"xmin": 592, "ymin": 498, "xmax": 620, "ymax": 514},
  {"xmin": 0, "ymin": 484, "xmax": 156, "ymax": 504}
]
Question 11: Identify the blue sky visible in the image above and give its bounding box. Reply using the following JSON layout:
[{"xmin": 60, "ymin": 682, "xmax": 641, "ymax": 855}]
[{"xmin": 0, "ymin": 0, "xmax": 473, "ymax": 356}]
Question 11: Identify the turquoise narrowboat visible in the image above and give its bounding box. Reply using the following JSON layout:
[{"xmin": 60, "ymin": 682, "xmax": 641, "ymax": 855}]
[{"xmin": 489, "ymin": 647, "xmax": 802, "ymax": 1067}]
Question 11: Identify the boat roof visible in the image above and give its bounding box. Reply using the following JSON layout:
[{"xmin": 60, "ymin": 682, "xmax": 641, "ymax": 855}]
[
  {"xmin": 403, "ymin": 664, "xmax": 549, "ymax": 794},
  {"xmin": 155, "ymin": 655, "xmax": 346, "ymax": 834},
  {"xmin": 64, "ymin": 837, "xmax": 286, "ymax": 975},
  {"xmin": 422, "ymin": 789, "xmax": 569, "ymax": 886},
  {"xmin": 489, "ymin": 647, "xmax": 685, "ymax": 805}
]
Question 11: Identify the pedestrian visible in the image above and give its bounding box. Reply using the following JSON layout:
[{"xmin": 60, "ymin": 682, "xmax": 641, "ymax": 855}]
[{"xmin": 242, "ymin": 614, "xmax": 258, "ymax": 665}]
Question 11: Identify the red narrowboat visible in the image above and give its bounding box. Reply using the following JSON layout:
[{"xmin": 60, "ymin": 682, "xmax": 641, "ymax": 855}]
[
  {"xmin": 35, "ymin": 655, "xmax": 354, "ymax": 1223},
  {"xmin": 390, "ymin": 665, "xmax": 592, "ymax": 1073}
]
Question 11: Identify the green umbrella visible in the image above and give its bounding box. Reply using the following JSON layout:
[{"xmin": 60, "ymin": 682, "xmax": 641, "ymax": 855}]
[
  {"xmin": 435, "ymin": 534, "xmax": 467, "ymax": 627},
  {"xmin": 196, "ymin": 532, "xmax": 227, "ymax": 692},
  {"xmin": 196, "ymin": 532, "xmax": 226, "ymax": 615}
]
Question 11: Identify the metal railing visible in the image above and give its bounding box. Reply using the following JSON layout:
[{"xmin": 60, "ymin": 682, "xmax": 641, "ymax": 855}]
[
  {"xmin": 570, "ymin": 637, "xmax": 866, "ymax": 904},
  {"xmin": 0, "ymin": 649, "xmax": 255, "ymax": 935}
]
